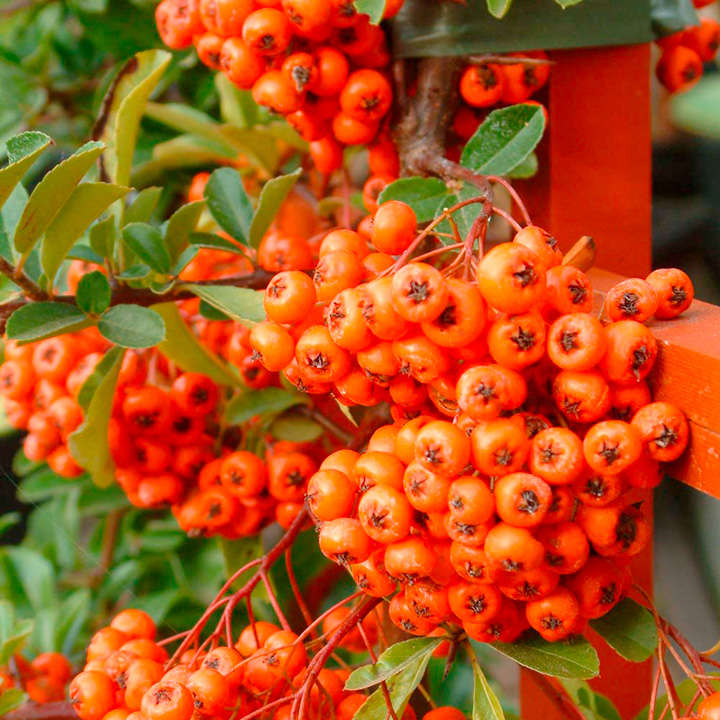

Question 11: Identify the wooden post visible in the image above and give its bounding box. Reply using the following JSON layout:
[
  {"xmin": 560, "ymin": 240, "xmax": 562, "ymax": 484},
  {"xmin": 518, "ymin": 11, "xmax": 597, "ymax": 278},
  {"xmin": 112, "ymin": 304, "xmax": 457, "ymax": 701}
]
[{"xmin": 519, "ymin": 44, "xmax": 654, "ymax": 720}]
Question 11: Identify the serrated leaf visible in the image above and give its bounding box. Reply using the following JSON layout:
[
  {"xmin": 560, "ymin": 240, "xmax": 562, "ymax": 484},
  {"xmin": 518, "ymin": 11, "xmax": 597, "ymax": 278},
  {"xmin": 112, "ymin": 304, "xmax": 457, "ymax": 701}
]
[
  {"xmin": 558, "ymin": 678, "xmax": 621, "ymax": 720},
  {"xmin": 270, "ymin": 413, "xmax": 323, "ymax": 442},
  {"xmin": 94, "ymin": 49, "xmax": 171, "ymax": 187},
  {"xmin": 461, "ymin": 104, "xmax": 546, "ymax": 176},
  {"xmin": 122, "ymin": 222, "xmax": 171, "ymax": 274},
  {"xmin": 354, "ymin": 0, "xmax": 386, "ymax": 23},
  {"xmin": 183, "ymin": 284, "xmax": 265, "ymax": 326},
  {"xmin": 590, "ymin": 599, "xmax": 657, "ymax": 662},
  {"xmin": 471, "ymin": 648, "xmax": 504, "ymax": 720},
  {"xmin": 13, "ymin": 141, "xmax": 104, "ymax": 255},
  {"xmin": 68, "ymin": 346, "xmax": 124, "ymax": 487},
  {"xmin": 378, "ymin": 177, "xmax": 449, "ymax": 223},
  {"xmin": 6, "ymin": 302, "xmax": 90, "ymax": 343},
  {"xmin": 98, "ymin": 305, "xmax": 165, "ymax": 348},
  {"xmin": 353, "ymin": 648, "xmax": 433, "ymax": 720},
  {"xmin": 0, "ymin": 688, "xmax": 27, "ymax": 715},
  {"xmin": 42, "ymin": 182, "xmax": 128, "ymax": 288},
  {"xmin": 249, "ymin": 169, "xmax": 302, "ymax": 248},
  {"xmin": 125, "ymin": 186, "xmax": 162, "ymax": 224},
  {"xmin": 76, "ymin": 271, "xmax": 111, "ymax": 315},
  {"xmin": 347, "ymin": 638, "xmax": 442, "ymax": 690},
  {"xmin": 153, "ymin": 302, "xmax": 238, "ymax": 387},
  {"xmin": 0, "ymin": 131, "xmax": 52, "ymax": 212},
  {"xmin": 165, "ymin": 201, "xmax": 204, "ymax": 261},
  {"xmin": 204, "ymin": 167, "xmax": 253, "ymax": 245},
  {"xmin": 225, "ymin": 387, "xmax": 308, "ymax": 425},
  {"xmin": 487, "ymin": 0, "xmax": 513, "ymax": 18},
  {"xmin": 488, "ymin": 635, "xmax": 599, "ymax": 679}
]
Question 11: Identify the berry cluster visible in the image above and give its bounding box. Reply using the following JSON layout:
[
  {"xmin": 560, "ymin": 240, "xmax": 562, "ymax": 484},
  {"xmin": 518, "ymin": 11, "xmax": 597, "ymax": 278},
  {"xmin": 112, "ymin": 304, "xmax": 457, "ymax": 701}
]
[
  {"xmin": 0, "ymin": 651, "xmax": 72, "ymax": 705},
  {"xmin": 655, "ymin": 6, "xmax": 719, "ymax": 94},
  {"xmin": 242, "ymin": 200, "xmax": 694, "ymax": 644},
  {"xmin": 454, "ymin": 54, "xmax": 549, "ymax": 151},
  {"xmin": 0, "ymin": 254, "xmax": 329, "ymax": 538},
  {"xmin": 69, "ymin": 607, "xmax": 462, "ymax": 720},
  {"xmin": 155, "ymin": 0, "xmax": 401, "ymax": 175}
]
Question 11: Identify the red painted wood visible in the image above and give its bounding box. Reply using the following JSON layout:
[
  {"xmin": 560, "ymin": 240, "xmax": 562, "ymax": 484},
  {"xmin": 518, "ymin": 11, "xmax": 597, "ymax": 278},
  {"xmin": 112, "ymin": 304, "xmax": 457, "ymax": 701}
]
[{"xmin": 519, "ymin": 46, "xmax": 654, "ymax": 720}]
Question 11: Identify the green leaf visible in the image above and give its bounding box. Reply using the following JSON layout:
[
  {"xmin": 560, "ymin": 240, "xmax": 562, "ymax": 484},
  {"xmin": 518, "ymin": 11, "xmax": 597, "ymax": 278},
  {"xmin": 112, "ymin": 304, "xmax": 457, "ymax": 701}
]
[
  {"xmin": 487, "ymin": 0, "xmax": 513, "ymax": 18},
  {"xmin": 89, "ymin": 216, "xmax": 118, "ymax": 260},
  {"xmin": 488, "ymin": 635, "xmax": 599, "ymax": 679},
  {"xmin": 0, "ymin": 513, "xmax": 20, "ymax": 540},
  {"xmin": 116, "ymin": 265, "xmax": 151, "ymax": 281},
  {"xmin": 434, "ymin": 183, "xmax": 486, "ymax": 241},
  {"xmin": 56, "ymin": 589, "xmax": 91, "ymax": 656},
  {"xmin": 378, "ymin": 177, "xmax": 449, "ymax": 224},
  {"xmin": 469, "ymin": 645, "xmax": 505, "ymax": 720},
  {"xmin": 219, "ymin": 535, "xmax": 264, "ymax": 582},
  {"xmin": 249, "ymin": 169, "xmax": 302, "ymax": 248},
  {"xmin": 189, "ymin": 232, "xmax": 246, "ymax": 254},
  {"xmin": 153, "ymin": 302, "xmax": 238, "ymax": 387},
  {"xmin": 165, "ymin": 201, "xmax": 204, "ymax": 262},
  {"xmin": 0, "ymin": 131, "xmax": 52, "ymax": 212},
  {"xmin": 346, "ymin": 637, "xmax": 442, "ymax": 690},
  {"xmin": 123, "ymin": 222, "xmax": 171, "ymax": 274},
  {"xmin": 125, "ymin": 186, "xmax": 163, "ymax": 224},
  {"xmin": 354, "ymin": 0, "xmax": 386, "ymax": 23},
  {"xmin": 353, "ymin": 648, "xmax": 434, "ymax": 720},
  {"xmin": 225, "ymin": 387, "xmax": 308, "ymax": 425},
  {"xmin": 0, "ymin": 617, "xmax": 33, "ymax": 666},
  {"xmin": 558, "ymin": 678, "xmax": 621, "ymax": 720},
  {"xmin": 18, "ymin": 467, "xmax": 74, "ymax": 502},
  {"xmin": 78, "ymin": 347, "xmax": 125, "ymax": 412},
  {"xmin": 68, "ymin": 346, "xmax": 124, "ymax": 487},
  {"xmin": 0, "ymin": 688, "xmax": 27, "ymax": 715},
  {"xmin": 461, "ymin": 104, "xmax": 546, "ymax": 176},
  {"xmin": 215, "ymin": 74, "xmax": 264, "ymax": 128},
  {"xmin": 98, "ymin": 305, "xmax": 165, "ymax": 348},
  {"xmin": 13, "ymin": 141, "xmax": 105, "ymax": 255},
  {"xmin": 76, "ymin": 271, "xmax": 111, "ymax": 315},
  {"xmin": 145, "ymin": 102, "xmax": 235, "ymax": 151},
  {"xmin": 183, "ymin": 284, "xmax": 265, "ymax": 326},
  {"xmin": 94, "ymin": 49, "xmax": 172, "ymax": 187},
  {"xmin": 42, "ymin": 182, "xmax": 128, "ymax": 287},
  {"xmin": 507, "ymin": 151, "xmax": 538, "ymax": 179},
  {"xmin": 6, "ymin": 302, "xmax": 90, "ymax": 343},
  {"xmin": 0, "ymin": 184, "xmax": 28, "ymax": 262},
  {"xmin": 590, "ymin": 599, "xmax": 657, "ymax": 663},
  {"xmin": 2, "ymin": 547, "xmax": 54, "ymax": 613},
  {"xmin": 270, "ymin": 413, "xmax": 323, "ymax": 442},
  {"xmin": 555, "ymin": 0, "xmax": 584, "ymax": 6},
  {"xmin": 220, "ymin": 126, "xmax": 283, "ymax": 174},
  {"xmin": 204, "ymin": 167, "xmax": 254, "ymax": 244},
  {"xmin": 669, "ymin": 76, "xmax": 720, "ymax": 140}
]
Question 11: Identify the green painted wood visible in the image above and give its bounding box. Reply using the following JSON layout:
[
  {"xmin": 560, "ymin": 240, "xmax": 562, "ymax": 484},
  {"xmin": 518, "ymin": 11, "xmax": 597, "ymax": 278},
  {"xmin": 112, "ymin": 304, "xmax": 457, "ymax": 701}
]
[{"xmin": 392, "ymin": 0, "xmax": 652, "ymax": 58}]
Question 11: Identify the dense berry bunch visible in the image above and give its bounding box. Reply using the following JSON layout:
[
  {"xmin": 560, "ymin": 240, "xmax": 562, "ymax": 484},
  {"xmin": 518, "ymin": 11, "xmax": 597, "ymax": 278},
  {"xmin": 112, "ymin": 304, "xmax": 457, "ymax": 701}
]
[
  {"xmin": 1, "ymin": 651, "xmax": 72, "ymax": 704},
  {"xmin": 238, "ymin": 200, "xmax": 695, "ymax": 644},
  {"xmin": 655, "ymin": 11, "xmax": 719, "ymax": 93},
  {"xmin": 69, "ymin": 607, "xmax": 465, "ymax": 720},
  {"xmin": 155, "ymin": 0, "xmax": 402, "ymax": 175}
]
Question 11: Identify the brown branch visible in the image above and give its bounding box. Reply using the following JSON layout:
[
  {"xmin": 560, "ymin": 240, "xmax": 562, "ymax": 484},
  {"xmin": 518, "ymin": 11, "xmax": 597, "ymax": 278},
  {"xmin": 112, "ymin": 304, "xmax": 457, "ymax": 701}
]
[
  {"xmin": 393, "ymin": 56, "xmax": 464, "ymax": 177},
  {"xmin": 4, "ymin": 701, "xmax": 76, "ymax": 720},
  {"xmin": 0, "ymin": 269, "xmax": 274, "ymax": 334},
  {"xmin": 0, "ymin": 257, "xmax": 46, "ymax": 301}
]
